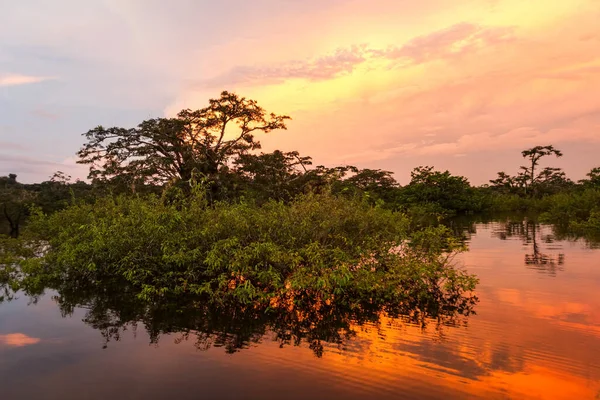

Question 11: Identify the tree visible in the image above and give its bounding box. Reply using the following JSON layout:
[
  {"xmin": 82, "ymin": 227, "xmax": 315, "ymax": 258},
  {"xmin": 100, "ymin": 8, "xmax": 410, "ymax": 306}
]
[
  {"xmin": 535, "ymin": 167, "xmax": 572, "ymax": 195},
  {"xmin": 77, "ymin": 91, "xmax": 290, "ymax": 196},
  {"xmin": 339, "ymin": 168, "xmax": 399, "ymax": 203},
  {"xmin": 489, "ymin": 172, "xmax": 517, "ymax": 194},
  {"xmin": 399, "ymin": 166, "xmax": 476, "ymax": 213},
  {"xmin": 520, "ymin": 145, "xmax": 563, "ymax": 195},
  {"xmin": 580, "ymin": 167, "xmax": 600, "ymax": 187},
  {"xmin": 344, "ymin": 168, "xmax": 398, "ymax": 192},
  {"xmin": 490, "ymin": 145, "xmax": 566, "ymax": 197},
  {"xmin": 0, "ymin": 175, "xmax": 36, "ymax": 238},
  {"xmin": 234, "ymin": 150, "xmax": 312, "ymax": 202}
]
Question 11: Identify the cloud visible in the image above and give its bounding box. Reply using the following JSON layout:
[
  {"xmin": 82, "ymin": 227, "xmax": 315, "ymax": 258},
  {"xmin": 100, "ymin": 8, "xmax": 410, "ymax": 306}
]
[
  {"xmin": 200, "ymin": 45, "xmax": 369, "ymax": 89},
  {"xmin": 1, "ymin": 0, "xmax": 599, "ymax": 184},
  {"xmin": 375, "ymin": 23, "xmax": 516, "ymax": 66},
  {"xmin": 0, "ymin": 153, "xmax": 65, "ymax": 167},
  {"xmin": 0, "ymin": 153, "xmax": 88, "ymax": 182},
  {"xmin": 541, "ymin": 61, "xmax": 600, "ymax": 81},
  {"xmin": 0, "ymin": 73, "xmax": 53, "ymax": 87},
  {"xmin": 415, "ymin": 126, "xmax": 600, "ymax": 156},
  {"xmin": 197, "ymin": 23, "xmax": 515, "ymax": 89}
]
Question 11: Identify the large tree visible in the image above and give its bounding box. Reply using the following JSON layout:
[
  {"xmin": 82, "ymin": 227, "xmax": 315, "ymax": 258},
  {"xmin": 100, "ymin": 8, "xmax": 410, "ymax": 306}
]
[{"xmin": 77, "ymin": 92, "xmax": 290, "ymax": 191}]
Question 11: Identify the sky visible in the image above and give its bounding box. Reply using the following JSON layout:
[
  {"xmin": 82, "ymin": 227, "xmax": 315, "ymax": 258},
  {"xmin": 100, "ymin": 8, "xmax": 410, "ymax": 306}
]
[{"xmin": 1, "ymin": 0, "xmax": 599, "ymax": 185}]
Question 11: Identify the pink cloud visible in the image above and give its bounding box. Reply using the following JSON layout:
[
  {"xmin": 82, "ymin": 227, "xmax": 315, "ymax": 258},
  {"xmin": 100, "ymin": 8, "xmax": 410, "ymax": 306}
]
[
  {"xmin": 165, "ymin": 1, "xmax": 600, "ymax": 185},
  {"xmin": 376, "ymin": 23, "xmax": 516, "ymax": 65},
  {"xmin": 0, "ymin": 74, "xmax": 53, "ymax": 87},
  {"xmin": 200, "ymin": 45, "xmax": 370, "ymax": 88},
  {"xmin": 197, "ymin": 23, "xmax": 516, "ymax": 89}
]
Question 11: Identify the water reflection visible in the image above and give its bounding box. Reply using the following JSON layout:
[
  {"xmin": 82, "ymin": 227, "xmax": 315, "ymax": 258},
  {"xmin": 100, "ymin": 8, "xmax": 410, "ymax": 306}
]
[
  {"xmin": 0, "ymin": 333, "xmax": 41, "ymax": 347},
  {"xmin": 40, "ymin": 277, "xmax": 477, "ymax": 356},
  {"xmin": 449, "ymin": 216, "xmax": 575, "ymax": 276},
  {"xmin": 1, "ymin": 219, "xmax": 600, "ymax": 400},
  {"xmin": 491, "ymin": 219, "xmax": 565, "ymax": 276}
]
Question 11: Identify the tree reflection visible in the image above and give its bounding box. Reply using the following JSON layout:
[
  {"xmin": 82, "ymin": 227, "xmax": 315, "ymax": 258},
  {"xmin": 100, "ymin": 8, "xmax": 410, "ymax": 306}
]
[
  {"xmin": 447, "ymin": 215, "xmax": 576, "ymax": 276},
  {"xmin": 41, "ymin": 277, "xmax": 478, "ymax": 357},
  {"xmin": 491, "ymin": 219, "xmax": 565, "ymax": 276}
]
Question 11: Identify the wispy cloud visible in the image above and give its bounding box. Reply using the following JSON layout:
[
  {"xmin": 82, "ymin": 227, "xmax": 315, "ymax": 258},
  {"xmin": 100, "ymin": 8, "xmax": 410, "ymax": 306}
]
[
  {"xmin": 376, "ymin": 23, "xmax": 516, "ymax": 66},
  {"xmin": 0, "ymin": 153, "xmax": 88, "ymax": 182},
  {"xmin": 1, "ymin": 0, "xmax": 599, "ymax": 183},
  {"xmin": 198, "ymin": 23, "xmax": 516, "ymax": 89},
  {"xmin": 200, "ymin": 45, "xmax": 369, "ymax": 88},
  {"xmin": 0, "ymin": 73, "xmax": 53, "ymax": 87}
]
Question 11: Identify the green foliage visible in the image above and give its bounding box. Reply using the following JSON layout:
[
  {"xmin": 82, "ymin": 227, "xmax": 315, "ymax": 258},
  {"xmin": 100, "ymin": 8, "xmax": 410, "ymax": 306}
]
[
  {"xmin": 396, "ymin": 166, "xmax": 482, "ymax": 214},
  {"xmin": 0, "ymin": 236, "xmax": 39, "ymax": 302},
  {"xmin": 539, "ymin": 189, "xmax": 600, "ymax": 235},
  {"xmin": 16, "ymin": 191, "xmax": 476, "ymax": 309},
  {"xmin": 579, "ymin": 167, "xmax": 600, "ymax": 188},
  {"xmin": 571, "ymin": 209, "xmax": 600, "ymax": 234},
  {"xmin": 481, "ymin": 192, "xmax": 534, "ymax": 213},
  {"xmin": 233, "ymin": 150, "xmax": 312, "ymax": 202}
]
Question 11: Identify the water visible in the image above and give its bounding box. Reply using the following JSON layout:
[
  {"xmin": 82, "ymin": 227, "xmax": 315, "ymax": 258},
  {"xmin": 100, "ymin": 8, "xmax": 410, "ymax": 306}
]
[{"xmin": 1, "ymin": 219, "xmax": 599, "ymax": 400}]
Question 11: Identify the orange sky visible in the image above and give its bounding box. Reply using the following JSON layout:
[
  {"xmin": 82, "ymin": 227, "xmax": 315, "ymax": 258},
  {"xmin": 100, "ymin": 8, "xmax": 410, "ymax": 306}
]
[
  {"xmin": 1, "ymin": 0, "xmax": 599, "ymax": 183},
  {"xmin": 162, "ymin": 0, "xmax": 600, "ymax": 183}
]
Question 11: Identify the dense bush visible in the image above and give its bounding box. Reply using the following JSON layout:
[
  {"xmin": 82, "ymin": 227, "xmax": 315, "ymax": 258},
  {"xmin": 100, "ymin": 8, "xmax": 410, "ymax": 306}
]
[
  {"xmin": 396, "ymin": 166, "xmax": 483, "ymax": 215},
  {"xmin": 539, "ymin": 189, "xmax": 600, "ymax": 233},
  {"xmin": 14, "ymin": 190, "xmax": 476, "ymax": 308}
]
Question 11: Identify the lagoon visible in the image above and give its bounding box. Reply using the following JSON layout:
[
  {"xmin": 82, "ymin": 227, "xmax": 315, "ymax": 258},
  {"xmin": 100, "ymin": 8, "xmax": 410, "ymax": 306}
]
[{"xmin": 0, "ymin": 218, "xmax": 599, "ymax": 400}]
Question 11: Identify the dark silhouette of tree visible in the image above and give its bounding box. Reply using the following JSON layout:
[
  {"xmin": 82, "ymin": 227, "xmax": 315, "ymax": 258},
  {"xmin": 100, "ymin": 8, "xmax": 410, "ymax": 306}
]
[
  {"xmin": 490, "ymin": 145, "xmax": 566, "ymax": 197},
  {"xmin": 77, "ymin": 91, "xmax": 290, "ymax": 196},
  {"xmin": 234, "ymin": 150, "xmax": 312, "ymax": 202},
  {"xmin": 580, "ymin": 167, "xmax": 600, "ymax": 187},
  {"xmin": 520, "ymin": 145, "xmax": 563, "ymax": 195},
  {"xmin": 0, "ymin": 174, "xmax": 36, "ymax": 237},
  {"xmin": 344, "ymin": 168, "xmax": 398, "ymax": 192},
  {"xmin": 399, "ymin": 166, "xmax": 475, "ymax": 213},
  {"xmin": 489, "ymin": 171, "xmax": 528, "ymax": 194}
]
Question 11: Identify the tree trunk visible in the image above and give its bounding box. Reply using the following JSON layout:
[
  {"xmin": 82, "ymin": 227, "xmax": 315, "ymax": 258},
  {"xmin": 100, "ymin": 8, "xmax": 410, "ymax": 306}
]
[{"xmin": 3, "ymin": 204, "xmax": 20, "ymax": 238}]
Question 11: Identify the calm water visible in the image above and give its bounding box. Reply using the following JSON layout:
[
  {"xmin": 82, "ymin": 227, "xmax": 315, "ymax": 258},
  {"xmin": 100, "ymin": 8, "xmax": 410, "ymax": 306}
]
[{"xmin": 1, "ymin": 219, "xmax": 599, "ymax": 400}]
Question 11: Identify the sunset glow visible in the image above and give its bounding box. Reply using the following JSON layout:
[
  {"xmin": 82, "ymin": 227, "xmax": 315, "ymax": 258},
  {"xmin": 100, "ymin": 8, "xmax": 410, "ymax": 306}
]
[{"xmin": 1, "ymin": 0, "xmax": 598, "ymax": 183}]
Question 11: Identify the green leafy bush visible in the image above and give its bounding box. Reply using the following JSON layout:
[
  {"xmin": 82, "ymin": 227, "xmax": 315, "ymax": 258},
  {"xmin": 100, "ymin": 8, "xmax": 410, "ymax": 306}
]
[
  {"xmin": 539, "ymin": 189, "xmax": 600, "ymax": 233},
  {"xmin": 17, "ymin": 191, "xmax": 476, "ymax": 308}
]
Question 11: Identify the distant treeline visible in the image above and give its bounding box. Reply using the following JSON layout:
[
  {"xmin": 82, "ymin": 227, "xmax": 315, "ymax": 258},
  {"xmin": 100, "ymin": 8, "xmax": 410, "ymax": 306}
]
[{"xmin": 1, "ymin": 92, "xmax": 599, "ymax": 238}]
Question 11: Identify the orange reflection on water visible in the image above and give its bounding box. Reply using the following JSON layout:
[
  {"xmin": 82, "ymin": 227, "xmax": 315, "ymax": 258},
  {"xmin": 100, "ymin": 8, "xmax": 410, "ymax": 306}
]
[
  {"xmin": 300, "ymin": 222, "xmax": 600, "ymax": 399},
  {"xmin": 295, "ymin": 310, "xmax": 600, "ymax": 400},
  {"xmin": 0, "ymin": 333, "xmax": 41, "ymax": 347}
]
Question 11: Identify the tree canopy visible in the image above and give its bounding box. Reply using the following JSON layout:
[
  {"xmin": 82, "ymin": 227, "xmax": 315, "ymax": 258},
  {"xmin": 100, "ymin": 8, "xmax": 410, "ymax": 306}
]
[
  {"xmin": 77, "ymin": 91, "xmax": 290, "ymax": 191},
  {"xmin": 490, "ymin": 145, "xmax": 570, "ymax": 197}
]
